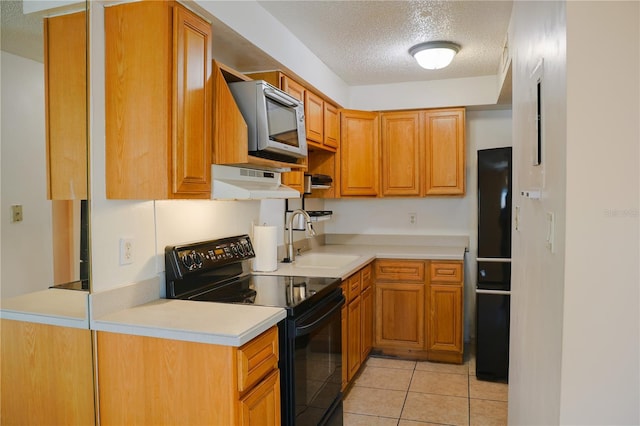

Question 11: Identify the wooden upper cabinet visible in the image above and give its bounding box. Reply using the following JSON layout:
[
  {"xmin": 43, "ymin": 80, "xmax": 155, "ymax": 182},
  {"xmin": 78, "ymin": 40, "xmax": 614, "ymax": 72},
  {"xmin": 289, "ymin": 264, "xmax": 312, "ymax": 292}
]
[
  {"xmin": 279, "ymin": 75, "xmax": 306, "ymax": 192},
  {"xmin": 340, "ymin": 110, "xmax": 379, "ymax": 196},
  {"xmin": 44, "ymin": 11, "xmax": 87, "ymax": 200},
  {"xmin": 380, "ymin": 111, "xmax": 423, "ymax": 197},
  {"xmin": 305, "ymin": 90, "xmax": 324, "ymax": 144},
  {"xmin": 323, "ymin": 102, "xmax": 340, "ymax": 150},
  {"xmin": 212, "ymin": 61, "xmax": 249, "ymax": 165},
  {"xmin": 281, "ymin": 75, "xmax": 305, "ymax": 102},
  {"xmin": 424, "ymin": 108, "xmax": 466, "ymax": 195},
  {"xmin": 105, "ymin": 1, "xmax": 212, "ymax": 199}
]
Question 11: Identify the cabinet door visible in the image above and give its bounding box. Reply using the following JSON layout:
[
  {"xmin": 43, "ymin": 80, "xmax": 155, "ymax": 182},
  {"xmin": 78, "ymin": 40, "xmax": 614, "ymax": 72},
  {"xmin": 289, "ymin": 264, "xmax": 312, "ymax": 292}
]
[
  {"xmin": 380, "ymin": 111, "xmax": 423, "ymax": 196},
  {"xmin": 44, "ymin": 11, "xmax": 87, "ymax": 200},
  {"xmin": 281, "ymin": 170, "xmax": 305, "ymax": 193},
  {"xmin": 106, "ymin": 1, "xmax": 171, "ymax": 199},
  {"xmin": 324, "ymin": 103, "xmax": 340, "ymax": 150},
  {"xmin": 1, "ymin": 320, "xmax": 95, "ymax": 425},
  {"xmin": 341, "ymin": 297, "xmax": 348, "ymax": 391},
  {"xmin": 375, "ymin": 282, "xmax": 425, "ymax": 349},
  {"xmin": 360, "ymin": 286, "xmax": 374, "ymax": 361},
  {"xmin": 280, "ymin": 76, "xmax": 306, "ymax": 192},
  {"xmin": 105, "ymin": 2, "xmax": 211, "ymax": 199},
  {"xmin": 424, "ymin": 108, "xmax": 465, "ymax": 195},
  {"xmin": 238, "ymin": 370, "xmax": 281, "ymax": 426},
  {"xmin": 347, "ymin": 295, "xmax": 362, "ymax": 381},
  {"xmin": 340, "ymin": 110, "xmax": 380, "ymax": 196},
  {"xmin": 212, "ymin": 62, "xmax": 249, "ymax": 165},
  {"xmin": 172, "ymin": 5, "xmax": 212, "ymax": 197},
  {"xmin": 281, "ymin": 75, "xmax": 305, "ymax": 102},
  {"xmin": 305, "ymin": 90, "xmax": 324, "ymax": 143},
  {"xmin": 427, "ymin": 284, "xmax": 463, "ymax": 355}
]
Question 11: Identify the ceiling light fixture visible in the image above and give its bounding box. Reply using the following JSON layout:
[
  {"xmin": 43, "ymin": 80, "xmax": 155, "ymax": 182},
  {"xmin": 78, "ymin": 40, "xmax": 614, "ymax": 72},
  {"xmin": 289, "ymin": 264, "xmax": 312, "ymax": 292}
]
[{"xmin": 409, "ymin": 41, "xmax": 460, "ymax": 70}]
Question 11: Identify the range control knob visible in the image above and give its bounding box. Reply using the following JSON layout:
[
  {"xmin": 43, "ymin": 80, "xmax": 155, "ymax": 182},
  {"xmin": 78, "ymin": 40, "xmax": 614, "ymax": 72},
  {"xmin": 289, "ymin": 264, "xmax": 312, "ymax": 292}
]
[
  {"xmin": 181, "ymin": 251, "xmax": 203, "ymax": 271},
  {"xmin": 237, "ymin": 245, "xmax": 245, "ymax": 256},
  {"xmin": 193, "ymin": 252, "xmax": 203, "ymax": 268},
  {"xmin": 181, "ymin": 253, "xmax": 195, "ymax": 270}
]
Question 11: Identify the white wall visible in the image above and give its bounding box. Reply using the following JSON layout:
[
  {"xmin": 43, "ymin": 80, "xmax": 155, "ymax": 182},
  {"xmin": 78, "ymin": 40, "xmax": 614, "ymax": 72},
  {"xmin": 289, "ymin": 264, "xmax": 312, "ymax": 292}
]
[
  {"xmin": 0, "ymin": 51, "xmax": 54, "ymax": 298},
  {"xmin": 560, "ymin": 2, "xmax": 638, "ymax": 423},
  {"xmin": 349, "ymin": 75, "xmax": 500, "ymax": 111},
  {"xmin": 509, "ymin": 1, "xmax": 639, "ymax": 424}
]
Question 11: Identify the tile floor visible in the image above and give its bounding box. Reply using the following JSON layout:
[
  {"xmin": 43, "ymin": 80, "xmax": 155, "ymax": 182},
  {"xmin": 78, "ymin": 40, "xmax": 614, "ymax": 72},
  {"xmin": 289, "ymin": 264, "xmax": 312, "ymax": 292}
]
[{"xmin": 343, "ymin": 354, "xmax": 508, "ymax": 426}]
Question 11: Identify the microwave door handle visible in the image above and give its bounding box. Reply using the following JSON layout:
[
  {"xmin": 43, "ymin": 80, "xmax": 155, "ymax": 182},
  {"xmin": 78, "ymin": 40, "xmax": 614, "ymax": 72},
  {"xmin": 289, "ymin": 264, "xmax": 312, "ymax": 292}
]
[{"xmin": 264, "ymin": 88, "xmax": 298, "ymax": 107}]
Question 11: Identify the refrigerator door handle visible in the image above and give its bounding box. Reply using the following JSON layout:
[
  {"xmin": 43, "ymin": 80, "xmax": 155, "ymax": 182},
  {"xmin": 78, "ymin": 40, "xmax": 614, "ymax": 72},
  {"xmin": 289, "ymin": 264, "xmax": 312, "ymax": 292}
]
[
  {"xmin": 476, "ymin": 258, "xmax": 512, "ymax": 263},
  {"xmin": 476, "ymin": 289, "xmax": 511, "ymax": 295}
]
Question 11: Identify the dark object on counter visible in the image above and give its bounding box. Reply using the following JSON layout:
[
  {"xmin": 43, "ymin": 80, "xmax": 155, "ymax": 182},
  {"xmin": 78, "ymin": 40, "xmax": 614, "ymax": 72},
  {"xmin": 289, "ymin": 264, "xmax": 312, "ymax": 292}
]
[
  {"xmin": 311, "ymin": 174, "xmax": 333, "ymax": 185},
  {"xmin": 476, "ymin": 147, "xmax": 512, "ymax": 382},
  {"xmin": 50, "ymin": 279, "xmax": 89, "ymax": 291}
]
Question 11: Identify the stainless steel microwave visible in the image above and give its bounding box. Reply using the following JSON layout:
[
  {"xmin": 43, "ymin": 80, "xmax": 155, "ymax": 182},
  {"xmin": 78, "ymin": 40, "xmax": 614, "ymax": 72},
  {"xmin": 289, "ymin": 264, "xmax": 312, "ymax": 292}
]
[{"xmin": 229, "ymin": 80, "xmax": 307, "ymax": 162}]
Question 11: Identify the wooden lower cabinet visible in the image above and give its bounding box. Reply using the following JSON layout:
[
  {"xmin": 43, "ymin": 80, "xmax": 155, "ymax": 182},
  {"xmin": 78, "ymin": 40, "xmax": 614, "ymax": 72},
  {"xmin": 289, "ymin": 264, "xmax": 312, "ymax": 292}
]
[
  {"xmin": 0, "ymin": 320, "xmax": 96, "ymax": 425},
  {"xmin": 427, "ymin": 261, "xmax": 464, "ymax": 363},
  {"xmin": 360, "ymin": 285, "xmax": 374, "ymax": 361},
  {"xmin": 342, "ymin": 262, "xmax": 373, "ymax": 389},
  {"xmin": 238, "ymin": 369, "xmax": 281, "ymax": 426},
  {"xmin": 373, "ymin": 259, "xmax": 464, "ymax": 363},
  {"xmin": 341, "ymin": 297, "xmax": 349, "ymax": 390},
  {"xmin": 96, "ymin": 326, "xmax": 280, "ymax": 425},
  {"xmin": 375, "ymin": 281, "xmax": 425, "ymax": 351},
  {"xmin": 347, "ymin": 295, "xmax": 362, "ymax": 381}
]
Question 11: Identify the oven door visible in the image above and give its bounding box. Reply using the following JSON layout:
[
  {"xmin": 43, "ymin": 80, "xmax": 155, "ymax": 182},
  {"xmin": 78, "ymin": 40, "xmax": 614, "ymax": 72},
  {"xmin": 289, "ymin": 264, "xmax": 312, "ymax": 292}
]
[{"xmin": 281, "ymin": 289, "xmax": 344, "ymax": 426}]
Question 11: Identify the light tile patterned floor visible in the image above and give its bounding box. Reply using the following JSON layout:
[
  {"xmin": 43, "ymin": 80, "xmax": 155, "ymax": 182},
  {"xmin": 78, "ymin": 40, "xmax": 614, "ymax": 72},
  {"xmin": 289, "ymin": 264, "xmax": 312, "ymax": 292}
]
[{"xmin": 343, "ymin": 354, "xmax": 508, "ymax": 426}]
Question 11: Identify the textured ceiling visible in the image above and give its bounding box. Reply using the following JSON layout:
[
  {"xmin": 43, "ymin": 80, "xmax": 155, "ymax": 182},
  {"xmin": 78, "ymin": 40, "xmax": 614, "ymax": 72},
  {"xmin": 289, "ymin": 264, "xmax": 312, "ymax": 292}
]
[
  {"xmin": 1, "ymin": 0, "xmax": 513, "ymax": 87},
  {"xmin": 1, "ymin": 0, "xmax": 44, "ymax": 63},
  {"xmin": 257, "ymin": 0, "xmax": 513, "ymax": 86}
]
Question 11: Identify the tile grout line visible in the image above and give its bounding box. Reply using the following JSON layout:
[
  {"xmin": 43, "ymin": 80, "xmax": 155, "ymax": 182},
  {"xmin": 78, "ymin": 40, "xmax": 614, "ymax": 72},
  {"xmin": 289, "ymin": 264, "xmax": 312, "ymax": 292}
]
[
  {"xmin": 468, "ymin": 368, "xmax": 472, "ymax": 426},
  {"xmin": 395, "ymin": 361, "xmax": 416, "ymax": 426}
]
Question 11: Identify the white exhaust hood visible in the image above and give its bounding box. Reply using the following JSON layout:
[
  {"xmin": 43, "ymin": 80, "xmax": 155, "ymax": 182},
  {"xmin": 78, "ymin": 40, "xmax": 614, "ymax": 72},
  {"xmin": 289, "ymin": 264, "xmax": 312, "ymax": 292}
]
[{"xmin": 211, "ymin": 165, "xmax": 300, "ymax": 200}]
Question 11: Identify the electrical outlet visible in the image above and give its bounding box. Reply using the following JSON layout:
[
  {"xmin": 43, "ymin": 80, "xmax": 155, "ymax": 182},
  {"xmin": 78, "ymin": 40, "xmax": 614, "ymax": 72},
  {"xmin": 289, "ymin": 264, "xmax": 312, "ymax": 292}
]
[
  {"xmin": 119, "ymin": 238, "xmax": 134, "ymax": 265},
  {"xmin": 408, "ymin": 212, "xmax": 417, "ymax": 225}
]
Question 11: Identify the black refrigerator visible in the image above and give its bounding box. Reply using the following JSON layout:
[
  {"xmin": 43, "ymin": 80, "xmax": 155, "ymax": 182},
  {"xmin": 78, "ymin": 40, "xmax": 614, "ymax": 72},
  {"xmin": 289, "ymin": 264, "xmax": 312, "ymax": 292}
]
[{"xmin": 476, "ymin": 147, "xmax": 512, "ymax": 382}]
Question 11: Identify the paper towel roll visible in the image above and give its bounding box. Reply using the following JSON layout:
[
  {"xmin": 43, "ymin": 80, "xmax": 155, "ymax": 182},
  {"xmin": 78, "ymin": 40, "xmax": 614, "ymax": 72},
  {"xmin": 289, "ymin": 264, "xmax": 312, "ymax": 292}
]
[{"xmin": 252, "ymin": 225, "xmax": 278, "ymax": 272}]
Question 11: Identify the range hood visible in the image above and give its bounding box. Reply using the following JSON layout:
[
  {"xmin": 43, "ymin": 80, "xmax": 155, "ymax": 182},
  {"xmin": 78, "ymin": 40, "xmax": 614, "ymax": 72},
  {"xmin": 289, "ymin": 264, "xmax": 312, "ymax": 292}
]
[{"xmin": 211, "ymin": 165, "xmax": 300, "ymax": 200}]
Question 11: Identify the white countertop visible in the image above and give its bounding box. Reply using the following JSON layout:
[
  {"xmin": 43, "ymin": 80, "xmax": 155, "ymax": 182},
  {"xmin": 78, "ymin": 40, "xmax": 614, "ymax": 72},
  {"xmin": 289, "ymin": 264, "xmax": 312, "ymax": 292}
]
[
  {"xmin": 0, "ymin": 289, "xmax": 90, "ymax": 329},
  {"xmin": 91, "ymin": 298, "xmax": 286, "ymax": 347},
  {"xmin": 3, "ymin": 236, "xmax": 466, "ymax": 346},
  {"xmin": 255, "ymin": 243, "xmax": 467, "ymax": 280}
]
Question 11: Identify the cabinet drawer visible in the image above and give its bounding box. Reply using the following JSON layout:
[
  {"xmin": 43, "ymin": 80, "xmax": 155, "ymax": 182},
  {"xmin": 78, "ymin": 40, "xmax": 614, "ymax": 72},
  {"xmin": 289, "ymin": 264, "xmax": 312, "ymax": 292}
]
[
  {"xmin": 237, "ymin": 327, "xmax": 279, "ymax": 393},
  {"xmin": 375, "ymin": 260, "xmax": 425, "ymax": 282},
  {"xmin": 347, "ymin": 272, "xmax": 361, "ymax": 301},
  {"xmin": 429, "ymin": 261, "xmax": 463, "ymax": 283},
  {"xmin": 361, "ymin": 264, "xmax": 372, "ymax": 290}
]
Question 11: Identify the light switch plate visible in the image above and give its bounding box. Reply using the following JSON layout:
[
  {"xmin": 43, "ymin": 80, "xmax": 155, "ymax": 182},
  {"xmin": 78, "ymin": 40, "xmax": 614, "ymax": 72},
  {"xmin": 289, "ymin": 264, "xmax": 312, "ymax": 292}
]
[{"xmin": 546, "ymin": 211, "xmax": 555, "ymax": 253}]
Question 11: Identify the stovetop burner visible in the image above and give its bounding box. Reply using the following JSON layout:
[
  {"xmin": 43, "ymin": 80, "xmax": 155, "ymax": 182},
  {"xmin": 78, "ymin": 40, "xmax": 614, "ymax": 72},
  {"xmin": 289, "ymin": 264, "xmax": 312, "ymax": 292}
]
[{"xmin": 165, "ymin": 235, "xmax": 341, "ymax": 316}]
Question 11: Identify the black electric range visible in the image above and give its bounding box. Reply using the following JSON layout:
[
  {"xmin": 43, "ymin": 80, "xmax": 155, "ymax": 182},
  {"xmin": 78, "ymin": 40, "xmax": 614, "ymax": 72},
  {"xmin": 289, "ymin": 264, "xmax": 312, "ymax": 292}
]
[
  {"xmin": 165, "ymin": 235, "xmax": 344, "ymax": 426},
  {"xmin": 165, "ymin": 235, "xmax": 341, "ymax": 316}
]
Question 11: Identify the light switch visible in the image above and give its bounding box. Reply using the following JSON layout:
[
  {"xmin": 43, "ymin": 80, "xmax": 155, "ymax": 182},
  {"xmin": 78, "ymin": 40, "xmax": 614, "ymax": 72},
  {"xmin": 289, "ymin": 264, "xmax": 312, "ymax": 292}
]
[
  {"xmin": 546, "ymin": 211, "xmax": 555, "ymax": 253},
  {"xmin": 11, "ymin": 205, "xmax": 23, "ymax": 222}
]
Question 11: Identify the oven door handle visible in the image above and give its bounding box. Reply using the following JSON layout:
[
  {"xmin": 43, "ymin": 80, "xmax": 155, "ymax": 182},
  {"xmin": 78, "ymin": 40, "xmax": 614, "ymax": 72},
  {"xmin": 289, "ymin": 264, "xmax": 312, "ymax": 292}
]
[{"xmin": 294, "ymin": 296, "xmax": 344, "ymax": 338}]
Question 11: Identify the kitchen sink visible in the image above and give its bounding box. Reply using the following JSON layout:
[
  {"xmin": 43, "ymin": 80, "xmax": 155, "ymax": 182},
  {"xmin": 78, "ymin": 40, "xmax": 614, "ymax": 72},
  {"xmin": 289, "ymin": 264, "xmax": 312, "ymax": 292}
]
[{"xmin": 293, "ymin": 253, "xmax": 361, "ymax": 269}]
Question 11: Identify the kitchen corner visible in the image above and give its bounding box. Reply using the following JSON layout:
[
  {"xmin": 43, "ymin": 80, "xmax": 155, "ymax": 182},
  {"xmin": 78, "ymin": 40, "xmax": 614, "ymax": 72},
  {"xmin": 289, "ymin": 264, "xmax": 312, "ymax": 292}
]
[{"xmin": 267, "ymin": 233, "xmax": 468, "ymax": 280}]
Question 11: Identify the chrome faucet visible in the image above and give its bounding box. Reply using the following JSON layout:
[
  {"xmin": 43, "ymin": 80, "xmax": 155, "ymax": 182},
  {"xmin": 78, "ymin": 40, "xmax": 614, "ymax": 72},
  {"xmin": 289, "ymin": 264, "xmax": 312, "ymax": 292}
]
[{"xmin": 286, "ymin": 209, "xmax": 316, "ymax": 262}]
